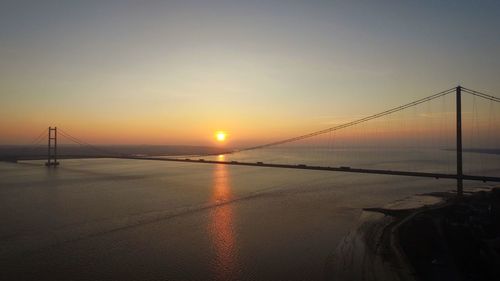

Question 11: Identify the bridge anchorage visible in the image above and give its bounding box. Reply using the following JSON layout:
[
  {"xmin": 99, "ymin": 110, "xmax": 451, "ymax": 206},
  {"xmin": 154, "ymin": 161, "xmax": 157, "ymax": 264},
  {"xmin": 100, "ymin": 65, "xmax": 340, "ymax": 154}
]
[{"xmin": 45, "ymin": 127, "xmax": 59, "ymax": 167}]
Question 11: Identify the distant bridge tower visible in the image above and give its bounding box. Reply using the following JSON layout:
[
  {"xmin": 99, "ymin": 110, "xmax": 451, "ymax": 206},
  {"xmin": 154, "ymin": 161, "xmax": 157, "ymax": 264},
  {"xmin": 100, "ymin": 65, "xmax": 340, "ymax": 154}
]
[{"xmin": 45, "ymin": 127, "xmax": 59, "ymax": 167}]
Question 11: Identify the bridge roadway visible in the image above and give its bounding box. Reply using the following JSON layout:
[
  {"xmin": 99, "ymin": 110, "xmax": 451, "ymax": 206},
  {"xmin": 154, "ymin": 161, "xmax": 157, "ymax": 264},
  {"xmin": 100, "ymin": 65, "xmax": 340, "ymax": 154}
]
[
  {"xmin": 8, "ymin": 155, "xmax": 500, "ymax": 183},
  {"xmin": 117, "ymin": 156, "xmax": 500, "ymax": 183}
]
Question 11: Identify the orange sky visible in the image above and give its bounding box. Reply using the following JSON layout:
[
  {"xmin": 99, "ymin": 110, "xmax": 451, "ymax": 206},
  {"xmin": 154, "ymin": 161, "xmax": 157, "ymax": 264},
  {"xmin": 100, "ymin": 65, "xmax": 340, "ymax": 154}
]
[{"xmin": 1, "ymin": 1, "xmax": 500, "ymax": 146}]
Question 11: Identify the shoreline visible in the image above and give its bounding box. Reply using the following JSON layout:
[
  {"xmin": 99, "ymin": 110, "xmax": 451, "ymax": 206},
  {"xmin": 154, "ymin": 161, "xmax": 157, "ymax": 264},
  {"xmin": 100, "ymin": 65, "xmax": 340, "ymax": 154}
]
[{"xmin": 326, "ymin": 186, "xmax": 499, "ymax": 281}]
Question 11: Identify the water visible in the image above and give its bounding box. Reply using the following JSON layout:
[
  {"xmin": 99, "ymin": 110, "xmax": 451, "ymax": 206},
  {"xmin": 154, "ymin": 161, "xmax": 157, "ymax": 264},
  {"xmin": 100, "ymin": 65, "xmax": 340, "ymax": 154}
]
[{"xmin": 0, "ymin": 149, "xmax": 499, "ymax": 280}]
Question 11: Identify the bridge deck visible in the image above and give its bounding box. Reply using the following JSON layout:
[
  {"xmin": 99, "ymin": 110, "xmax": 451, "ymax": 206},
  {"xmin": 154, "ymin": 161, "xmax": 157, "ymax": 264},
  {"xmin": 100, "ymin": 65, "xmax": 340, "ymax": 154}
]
[
  {"xmin": 8, "ymin": 155, "xmax": 500, "ymax": 183},
  {"xmin": 120, "ymin": 156, "xmax": 500, "ymax": 183}
]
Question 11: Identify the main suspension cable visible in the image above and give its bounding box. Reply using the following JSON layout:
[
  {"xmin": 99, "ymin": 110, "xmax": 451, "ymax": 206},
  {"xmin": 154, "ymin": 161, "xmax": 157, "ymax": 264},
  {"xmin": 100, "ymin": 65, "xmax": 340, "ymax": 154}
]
[{"xmin": 232, "ymin": 87, "xmax": 456, "ymax": 153}]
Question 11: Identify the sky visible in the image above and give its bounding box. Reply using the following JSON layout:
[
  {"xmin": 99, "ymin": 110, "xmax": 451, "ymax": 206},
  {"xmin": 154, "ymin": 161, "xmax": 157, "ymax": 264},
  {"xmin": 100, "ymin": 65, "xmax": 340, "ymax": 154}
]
[{"xmin": 1, "ymin": 0, "xmax": 499, "ymax": 146}]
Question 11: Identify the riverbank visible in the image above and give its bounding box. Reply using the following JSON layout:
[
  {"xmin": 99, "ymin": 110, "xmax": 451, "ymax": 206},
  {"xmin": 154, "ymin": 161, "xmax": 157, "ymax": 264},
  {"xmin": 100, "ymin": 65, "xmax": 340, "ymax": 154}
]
[
  {"xmin": 327, "ymin": 186, "xmax": 500, "ymax": 281},
  {"xmin": 398, "ymin": 187, "xmax": 500, "ymax": 280}
]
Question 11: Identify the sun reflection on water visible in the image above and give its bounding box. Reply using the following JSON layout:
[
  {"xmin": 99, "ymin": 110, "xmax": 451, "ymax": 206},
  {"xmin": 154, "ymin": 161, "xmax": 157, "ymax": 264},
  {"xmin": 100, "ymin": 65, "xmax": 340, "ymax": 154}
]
[{"xmin": 209, "ymin": 163, "xmax": 237, "ymax": 280}]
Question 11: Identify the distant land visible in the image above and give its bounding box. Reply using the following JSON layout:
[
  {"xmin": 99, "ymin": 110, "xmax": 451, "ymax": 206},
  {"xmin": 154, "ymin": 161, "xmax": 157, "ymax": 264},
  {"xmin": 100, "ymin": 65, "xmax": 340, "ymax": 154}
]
[
  {"xmin": 461, "ymin": 148, "xmax": 500, "ymax": 155},
  {"xmin": 0, "ymin": 145, "xmax": 228, "ymax": 162},
  {"xmin": 3, "ymin": 146, "xmax": 499, "ymax": 163},
  {"xmin": 441, "ymin": 148, "xmax": 500, "ymax": 155}
]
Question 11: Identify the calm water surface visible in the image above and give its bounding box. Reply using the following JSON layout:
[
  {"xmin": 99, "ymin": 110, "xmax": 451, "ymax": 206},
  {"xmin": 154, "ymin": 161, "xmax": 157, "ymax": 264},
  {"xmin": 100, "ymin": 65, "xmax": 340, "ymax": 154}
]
[{"xmin": 1, "ymin": 149, "xmax": 498, "ymax": 280}]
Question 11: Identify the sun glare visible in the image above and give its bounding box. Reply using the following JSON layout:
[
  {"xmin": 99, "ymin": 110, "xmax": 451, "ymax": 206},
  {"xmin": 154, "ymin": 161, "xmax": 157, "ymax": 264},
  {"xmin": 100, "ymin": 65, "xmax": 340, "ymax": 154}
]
[{"xmin": 216, "ymin": 131, "xmax": 227, "ymax": 142}]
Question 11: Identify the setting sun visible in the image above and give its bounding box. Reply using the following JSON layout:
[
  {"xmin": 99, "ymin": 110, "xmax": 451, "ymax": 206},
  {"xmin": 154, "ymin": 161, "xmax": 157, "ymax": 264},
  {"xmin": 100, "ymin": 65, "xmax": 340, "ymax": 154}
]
[{"xmin": 216, "ymin": 131, "xmax": 227, "ymax": 142}]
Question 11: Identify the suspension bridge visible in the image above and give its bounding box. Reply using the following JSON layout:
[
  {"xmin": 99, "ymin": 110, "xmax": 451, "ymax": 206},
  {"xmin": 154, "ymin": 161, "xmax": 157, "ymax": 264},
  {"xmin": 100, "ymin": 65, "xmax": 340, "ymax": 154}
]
[{"xmin": 7, "ymin": 86, "xmax": 500, "ymax": 196}]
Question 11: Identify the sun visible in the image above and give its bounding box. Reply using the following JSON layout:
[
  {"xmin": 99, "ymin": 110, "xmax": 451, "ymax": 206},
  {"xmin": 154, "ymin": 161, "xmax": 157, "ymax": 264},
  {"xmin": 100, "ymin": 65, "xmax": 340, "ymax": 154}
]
[{"xmin": 215, "ymin": 131, "xmax": 227, "ymax": 142}]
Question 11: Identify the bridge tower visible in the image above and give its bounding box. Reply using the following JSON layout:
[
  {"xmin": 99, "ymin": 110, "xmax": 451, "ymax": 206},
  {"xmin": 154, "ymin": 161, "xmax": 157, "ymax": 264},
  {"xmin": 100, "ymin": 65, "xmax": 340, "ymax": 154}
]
[
  {"xmin": 456, "ymin": 86, "xmax": 463, "ymax": 197},
  {"xmin": 45, "ymin": 127, "xmax": 59, "ymax": 167}
]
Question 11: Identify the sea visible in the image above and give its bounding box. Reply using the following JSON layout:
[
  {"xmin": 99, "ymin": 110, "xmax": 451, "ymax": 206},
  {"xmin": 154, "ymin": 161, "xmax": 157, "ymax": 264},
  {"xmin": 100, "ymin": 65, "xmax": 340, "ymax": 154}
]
[{"xmin": 1, "ymin": 148, "xmax": 499, "ymax": 280}]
